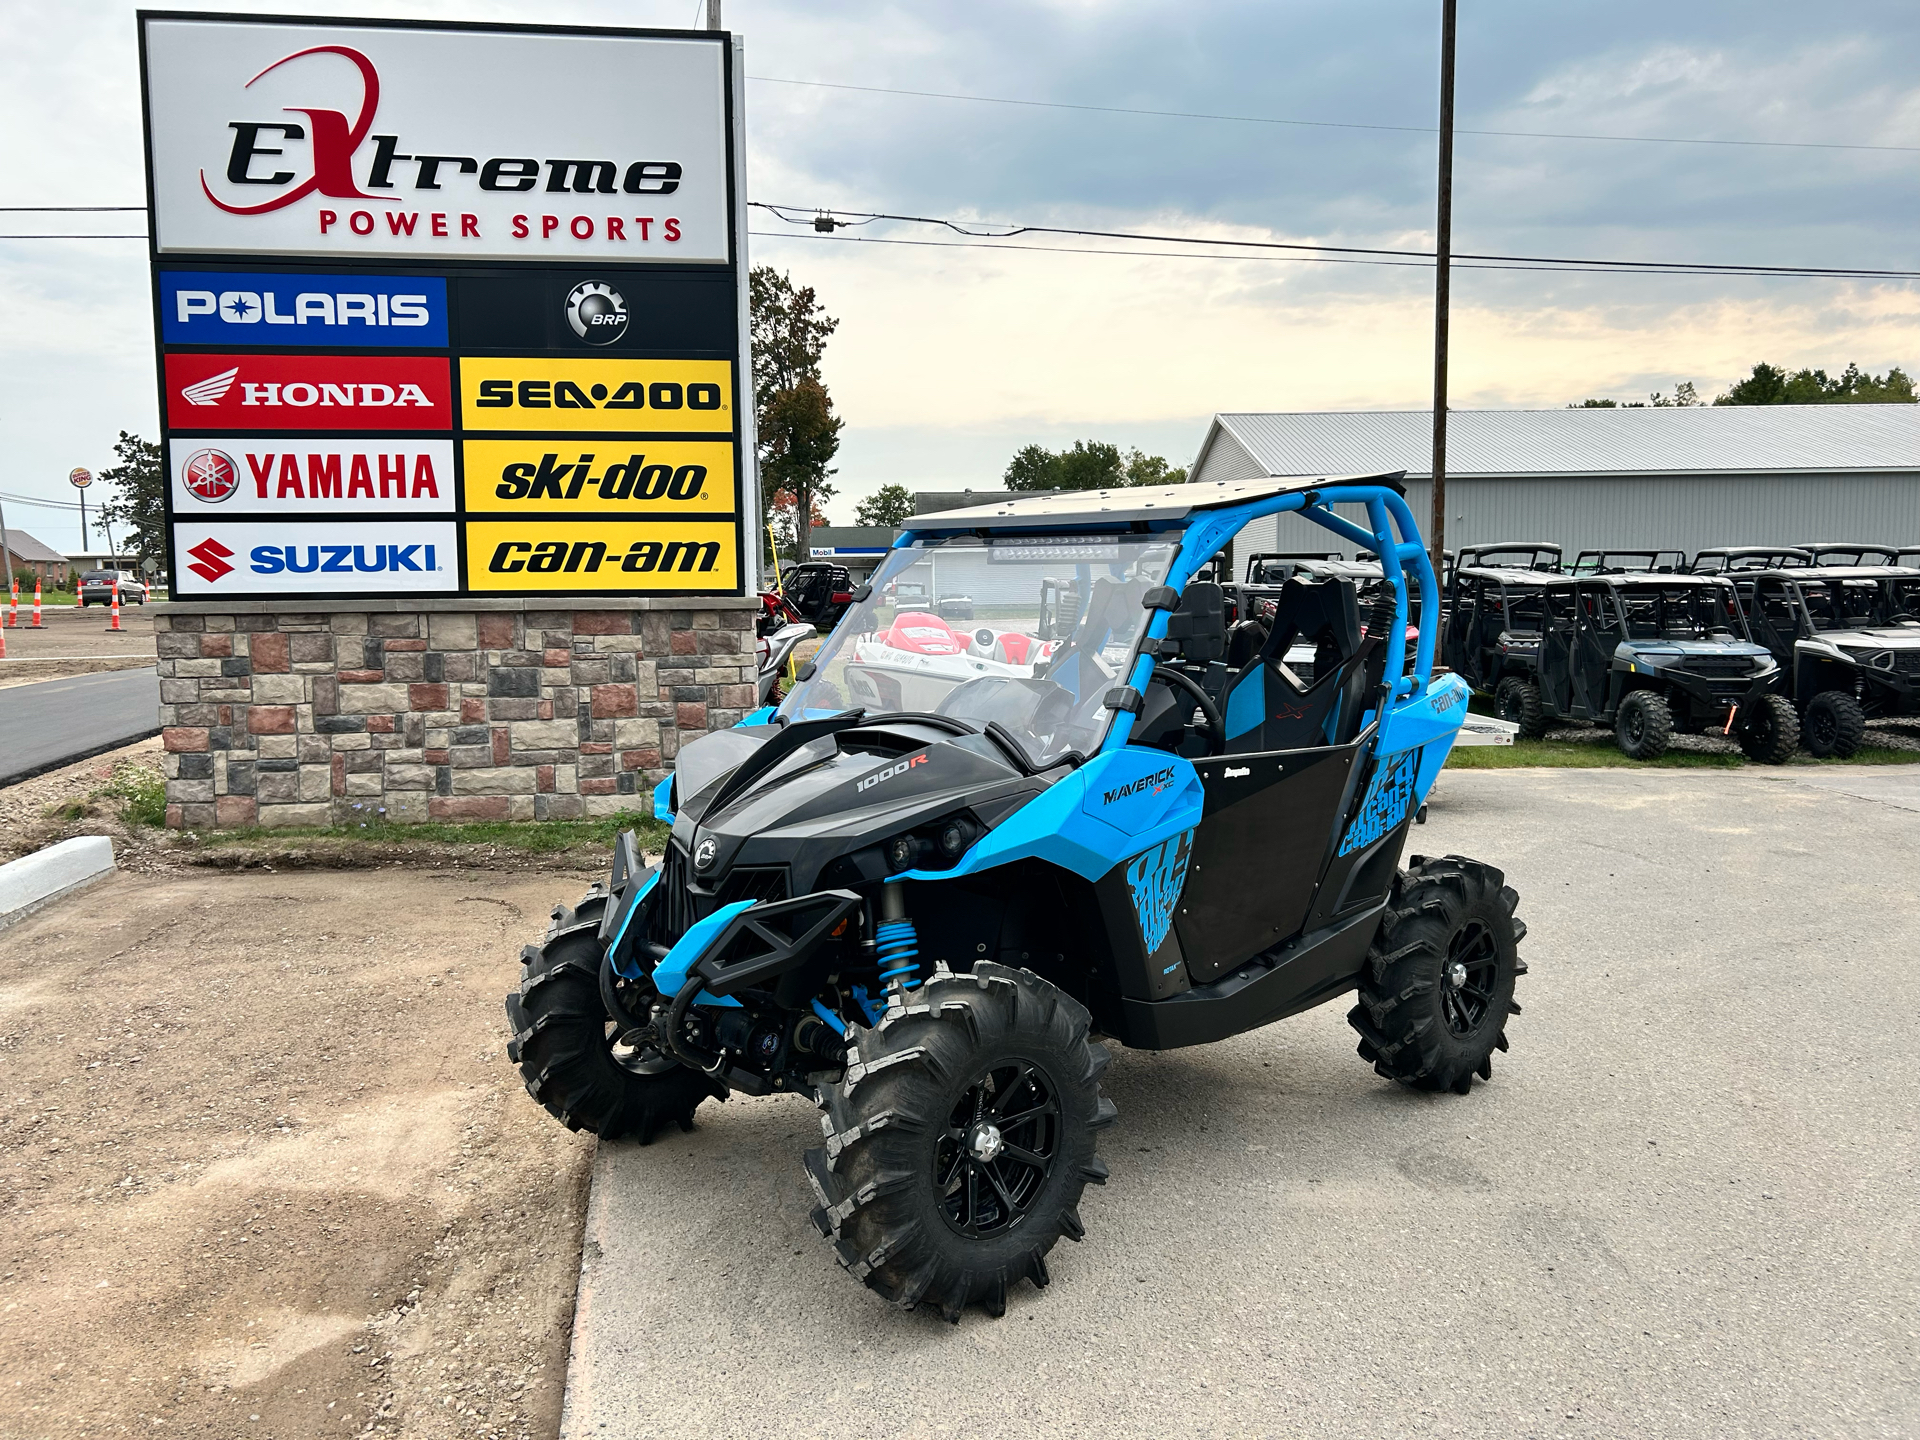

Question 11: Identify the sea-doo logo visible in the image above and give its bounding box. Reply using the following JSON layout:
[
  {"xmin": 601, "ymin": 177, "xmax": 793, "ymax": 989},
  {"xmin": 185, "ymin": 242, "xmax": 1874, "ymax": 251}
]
[
  {"xmin": 693, "ymin": 837, "xmax": 718, "ymax": 872},
  {"xmin": 566, "ymin": 281, "xmax": 629, "ymax": 345},
  {"xmin": 856, "ymin": 753, "xmax": 928, "ymax": 794},
  {"xmin": 181, "ymin": 449, "xmax": 239, "ymax": 502},
  {"xmin": 186, "ymin": 537, "xmax": 235, "ymax": 583},
  {"xmin": 1102, "ymin": 765, "xmax": 1176, "ymax": 806},
  {"xmin": 473, "ymin": 378, "xmax": 722, "ymax": 412}
]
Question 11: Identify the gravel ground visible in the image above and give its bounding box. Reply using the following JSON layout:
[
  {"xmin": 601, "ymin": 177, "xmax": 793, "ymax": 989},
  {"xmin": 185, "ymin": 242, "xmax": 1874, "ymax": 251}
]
[
  {"xmin": 1539, "ymin": 715, "xmax": 1920, "ymax": 756},
  {"xmin": 0, "ymin": 605, "xmax": 158, "ymax": 688},
  {"xmin": 0, "ymin": 862, "xmax": 605, "ymax": 1440}
]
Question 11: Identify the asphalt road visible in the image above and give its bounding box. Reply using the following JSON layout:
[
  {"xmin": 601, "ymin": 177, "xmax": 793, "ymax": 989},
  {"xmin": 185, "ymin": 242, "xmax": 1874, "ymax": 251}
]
[
  {"xmin": 0, "ymin": 667, "xmax": 161, "ymax": 786},
  {"xmin": 561, "ymin": 767, "xmax": 1919, "ymax": 1440}
]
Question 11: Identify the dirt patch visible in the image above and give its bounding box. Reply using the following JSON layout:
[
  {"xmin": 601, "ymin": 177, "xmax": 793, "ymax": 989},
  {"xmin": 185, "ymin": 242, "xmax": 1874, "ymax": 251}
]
[
  {"xmin": 0, "ymin": 604, "xmax": 157, "ymax": 685},
  {"xmin": 0, "ymin": 864, "xmax": 607, "ymax": 1440},
  {"xmin": 0, "ymin": 656, "xmax": 157, "ymax": 690}
]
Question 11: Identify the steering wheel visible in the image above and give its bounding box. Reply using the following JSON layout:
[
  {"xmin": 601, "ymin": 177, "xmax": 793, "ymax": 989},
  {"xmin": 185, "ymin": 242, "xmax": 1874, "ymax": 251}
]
[{"xmin": 1153, "ymin": 666, "xmax": 1226, "ymax": 755}]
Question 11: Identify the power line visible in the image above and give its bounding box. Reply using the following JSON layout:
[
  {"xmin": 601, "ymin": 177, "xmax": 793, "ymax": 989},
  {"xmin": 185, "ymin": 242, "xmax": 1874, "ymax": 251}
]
[
  {"xmin": 748, "ymin": 74, "xmax": 1920, "ymax": 156},
  {"xmin": 0, "ymin": 490, "xmax": 89, "ymax": 510},
  {"xmin": 752, "ymin": 202, "xmax": 1920, "ymax": 280},
  {"xmin": 0, "ymin": 206, "xmax": 146, "ymax": 212}
]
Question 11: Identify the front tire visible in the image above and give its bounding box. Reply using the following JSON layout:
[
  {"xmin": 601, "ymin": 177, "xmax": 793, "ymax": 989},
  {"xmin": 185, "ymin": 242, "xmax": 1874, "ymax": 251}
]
[
  {"xmin": 1494, "ymin": 676, "xmax": 1549, "ymax": 739},
  {"xmin": 805, "ymin": 963, "xmax": 1115, "ymax": 1322},
  {"xmin": 1738, "ymin": 693, "xmax": 1799, "ymax": 765},
  {"xmin": 1802, "ymin": 690, "xmax": 1865, "ymax": 759},
  {"xmin": 1348, "ymin": 855, "xmax": 1525, "ymax": 1094},
  {"xmin": 505, "ymin": 887, "xmax": 724, "ymax": 1142},
  {"xmin": 1615, "ymin": 690, "xmax": 1673, "ymax": 760}
]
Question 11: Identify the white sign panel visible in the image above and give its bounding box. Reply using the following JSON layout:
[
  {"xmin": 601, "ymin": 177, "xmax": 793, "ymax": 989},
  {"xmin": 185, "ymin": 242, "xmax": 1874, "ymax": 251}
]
[
  {"xmin": 170, "ymin": 520, "xmax": 459, "ymax": 595},
  {"xmin": 170, "ymin": 438, "xmax": 457, "ymax": 515},
  {"xmin": 143, "ymin": 19, "xmax": 730, "ymax": 263}
]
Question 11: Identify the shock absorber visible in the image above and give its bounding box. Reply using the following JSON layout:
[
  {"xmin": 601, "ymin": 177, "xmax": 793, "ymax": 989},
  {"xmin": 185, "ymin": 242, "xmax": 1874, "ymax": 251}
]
[{"xmin": 874, "ymin": 883, "xmax": 922, "ymax": 994}]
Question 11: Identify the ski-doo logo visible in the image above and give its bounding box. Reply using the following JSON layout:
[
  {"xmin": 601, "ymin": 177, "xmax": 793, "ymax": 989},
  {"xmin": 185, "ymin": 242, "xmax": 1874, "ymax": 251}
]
[
  {"xmin": 855, "ymin": 753, "xmax": 928, "ymax": 794},
  {"xmin": 1102, "ymin": 765, "xmax": 1177, "ymax": 806}
]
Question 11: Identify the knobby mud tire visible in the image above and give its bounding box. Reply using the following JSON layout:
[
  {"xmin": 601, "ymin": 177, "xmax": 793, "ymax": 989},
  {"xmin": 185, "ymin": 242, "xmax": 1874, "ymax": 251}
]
[
  {"xmin": 1348, "ymin": 855, "xmax": 1526, "ymax": 1095},
  {"xmin": 1738, "ymin": 693, "xmax": 1800, "ymax": 765},
  {"xmin": 1615, "ymin": 690, "xmax": 1674, "ymax": 761},
  {"xmin": 1494, "ymin": 677, "xmax": 1550, "ymax": 739},
  {"xmin": 804, "ymin": 962, "xmax": 1115, "ymax": 1323},
  {"xmin": 1802, "ymin": 690, "xmax": 1865, "ymax": 759},
  {"xmin": 504, "ymin": 885, "xmax": 724, "ymax": 1143}
]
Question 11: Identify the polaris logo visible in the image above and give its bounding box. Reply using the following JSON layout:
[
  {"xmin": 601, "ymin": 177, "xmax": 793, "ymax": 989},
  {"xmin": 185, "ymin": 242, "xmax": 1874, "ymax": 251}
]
[
  {"xmin": 1103, "ymin": 765, "xmax": 1176, "ymax": 805},
  {"xmin": 856, "ymin": 753, "xmax": 928, "ymax": 793}
]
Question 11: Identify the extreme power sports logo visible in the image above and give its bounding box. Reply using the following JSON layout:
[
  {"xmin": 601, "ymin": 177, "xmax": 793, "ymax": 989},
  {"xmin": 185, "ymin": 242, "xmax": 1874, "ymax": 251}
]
[
  {"xmin": 143, "ymin": 23, "xmax": 730, "ymax": 262},
  {"xmin": 163, "ymin": 355, "xmax": 451, "ymax": 430}
]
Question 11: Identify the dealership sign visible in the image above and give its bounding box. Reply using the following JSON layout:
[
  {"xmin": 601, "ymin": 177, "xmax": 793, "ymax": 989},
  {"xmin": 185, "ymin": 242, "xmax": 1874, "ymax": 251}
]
[{"xmin": 142, "ymin": 13, "xmax": 751, "ymax": 600}]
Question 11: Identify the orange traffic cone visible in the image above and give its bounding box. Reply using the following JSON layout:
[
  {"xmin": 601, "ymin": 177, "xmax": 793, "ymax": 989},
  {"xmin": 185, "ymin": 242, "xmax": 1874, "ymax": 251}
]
[
  {"xmin": 6, "ymin": 576, "xmax": 15, "ymax": 627},
  {"xmin": 30, "ymin": 576, "xmax": 44, "ymax": 628},
  {"xmin": 107, "ymin": 577, "xmax": 123, "ymax": 632}
]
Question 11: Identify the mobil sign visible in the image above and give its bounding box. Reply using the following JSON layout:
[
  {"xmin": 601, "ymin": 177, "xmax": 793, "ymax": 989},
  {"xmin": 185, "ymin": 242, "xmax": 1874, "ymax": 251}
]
[{"xmin": 140, "ymin": 18, "xmax": 732, "ymax": 263}]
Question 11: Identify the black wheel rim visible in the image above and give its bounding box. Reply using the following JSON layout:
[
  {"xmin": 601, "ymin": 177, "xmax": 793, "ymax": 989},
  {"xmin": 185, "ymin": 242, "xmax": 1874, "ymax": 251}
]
[
  {"xmin": 1807, "ymin": 707, "xmax": 1834, "ymax": 748},
  {"xmin": 1439, "ymin": 921, "xmax": 1499, "ymax": 1037},
  {"xmin": 935, "ymin": 1061, "xmax": 1060, "ymax": 1237},
  {"xmin": 1622, "ymin": 705, "xmax": 1644, "ymax": 745}
]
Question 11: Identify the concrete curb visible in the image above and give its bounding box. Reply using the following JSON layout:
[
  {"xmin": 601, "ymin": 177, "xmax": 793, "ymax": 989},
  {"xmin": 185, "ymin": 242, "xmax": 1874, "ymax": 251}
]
[{"xmin": 0, "ymin": 835, "xmax": 116, "ymax": 929}]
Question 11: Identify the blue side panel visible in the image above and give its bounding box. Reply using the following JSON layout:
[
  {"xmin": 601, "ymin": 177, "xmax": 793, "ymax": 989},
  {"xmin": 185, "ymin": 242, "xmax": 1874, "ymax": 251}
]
[
  {"xmin": 898, "ymin": 747, "xmax": 1205, "ymax": 885},
  {"xmin": 649, "ymin": 899, "xmax": 755, "ymax": 1007},
  {"xmin": 1338, "ymin": 750, "xmax": 1418, "ymax": 857},
  {"xmin": 607, "ymin": 865, "xmax": 662, "ymax": 979},
  {"xmin": 1126, "ymin": 829, "xmax": 1193, "ymax": 952},
  {"xmin": 1224, "ymin": 671, "xmax": 1265, "ymax": 739},
  {"xmin": 739, "ymin": 705, "xmax": 778, "ymax": 727},
  {"xmin": 652, "ymin": 774, "xmax": 675, "ymax": 825},
  {"xmin": 1376, "ymin": 671, "xmax": 1470, "ymax": 779}
]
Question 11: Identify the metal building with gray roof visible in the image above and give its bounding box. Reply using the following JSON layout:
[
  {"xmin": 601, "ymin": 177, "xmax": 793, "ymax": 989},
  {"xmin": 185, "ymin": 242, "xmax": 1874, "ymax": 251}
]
[{"xmin": 1189, "ymin": 405, "xmax": 1920, "ymax": 559}]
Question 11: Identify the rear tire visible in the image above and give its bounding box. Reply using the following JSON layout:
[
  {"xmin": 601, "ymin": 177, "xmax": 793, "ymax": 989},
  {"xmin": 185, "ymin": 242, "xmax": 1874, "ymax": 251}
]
[
  {"xmin": 805, "ymin": 963, "xmax": 1115, "ymax": 1322},
  {"xmin": 1802, "ymin": 690, "xmax": 1865, "ymax": 759},
  {"xmin": 1494, "ymin": 676, "xmax": 1549, "ymax": 739},
  {"xmin": 505, "ymin": 885, "xmax": 724, "ymax": 1142},
  {"xmin": 1738, "ymin": 693, "xmax": 1799, "ymax": 765},
  {"xmin": 1348, "ymin": 855, "xmax": 1525, "ymax": 1094},
  {"xmin": 1615, "ymin": 690, "xmax": 1673, "ymax": 760}
]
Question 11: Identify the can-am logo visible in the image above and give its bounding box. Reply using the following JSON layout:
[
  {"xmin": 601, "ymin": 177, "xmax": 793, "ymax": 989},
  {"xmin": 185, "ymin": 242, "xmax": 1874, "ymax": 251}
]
[
  {"xmin": 164, "ymin": 355, "xmax": 451, "ymax": 430},
  {"xmin": 855, "ymin": 753, "xmax": 928, "ymax": 794}
]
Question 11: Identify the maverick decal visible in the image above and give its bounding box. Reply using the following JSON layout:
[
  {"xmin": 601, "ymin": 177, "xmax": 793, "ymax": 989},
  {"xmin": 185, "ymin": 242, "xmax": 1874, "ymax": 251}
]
[
  {"xmin": 460, "ymin": 358, "xmax": 731, "ymax": 432},
  {"xmin": 1126, "ymin": 830, "xmax": 1193, "ymax": 955},
  {"xmin": 464, "ymin": 520, "xmax": 738, "ymax": 593},
  {"xmin": 1337, "ymin": 750, "xmax": 1419, "ymax": 858},
  {"xmin": 1103, "ymin": 766, "xmax": 1177, "ymax": 806},
  {"xmin": 168, "ymin": 520, "xmax": 458, "ymax": 596},
  {"xmin": 160, "ymin": 271, "xmax": 447, "ymax": 345},
  {"xmin": 164, "ymin": 354, "xmax": 452, "ymax": 430},
  {"xmin": 461, "ymin": 440, "xmax": 732, "ymax": 514},
  {"xmin": 170, "ymin": 439, "xmax": 456, "ymax": 514}
]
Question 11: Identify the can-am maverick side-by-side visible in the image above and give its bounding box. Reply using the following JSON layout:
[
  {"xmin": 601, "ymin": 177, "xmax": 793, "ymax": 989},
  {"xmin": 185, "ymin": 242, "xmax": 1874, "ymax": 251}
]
[
  {"xmin": 1732, "ymin": 566, "xmax": 1920, "ymax": 757},
  {"xmin": 506, "ymin": 474, "xmax": 1528, "ymax": 1321}
]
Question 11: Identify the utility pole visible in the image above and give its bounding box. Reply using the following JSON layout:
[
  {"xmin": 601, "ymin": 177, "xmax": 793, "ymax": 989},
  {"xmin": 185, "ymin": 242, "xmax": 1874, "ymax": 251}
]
[
  {"xmin": 1430, "ymin": 0, "xmax": 1457, "ymax": 577},
  {"xmin": 706, "ymin": 0, "xmax": 722, "ymax": 29},
  {"xmin": 0, "ymin": 497, "xmax": 11, "ymax": 594}
]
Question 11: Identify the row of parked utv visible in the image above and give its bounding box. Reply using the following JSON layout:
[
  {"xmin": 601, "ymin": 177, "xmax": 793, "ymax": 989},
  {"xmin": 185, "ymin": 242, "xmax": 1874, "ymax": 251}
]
[{"xmin": 1431, "ymin": 541, "xmax": 1920, "ymax": 761}]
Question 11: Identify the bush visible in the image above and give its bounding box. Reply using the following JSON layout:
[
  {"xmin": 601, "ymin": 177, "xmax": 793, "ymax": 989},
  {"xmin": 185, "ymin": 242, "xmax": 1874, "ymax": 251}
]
[{"xmin": 100, "ymin": 763, "xmax": 168, "ymax": 826}]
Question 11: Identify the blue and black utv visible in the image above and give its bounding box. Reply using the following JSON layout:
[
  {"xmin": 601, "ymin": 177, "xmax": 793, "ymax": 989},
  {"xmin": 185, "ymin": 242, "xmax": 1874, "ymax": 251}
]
[{"xmin": 507, "ymin": 474, "xmax": 1528, "ymax": 1320}]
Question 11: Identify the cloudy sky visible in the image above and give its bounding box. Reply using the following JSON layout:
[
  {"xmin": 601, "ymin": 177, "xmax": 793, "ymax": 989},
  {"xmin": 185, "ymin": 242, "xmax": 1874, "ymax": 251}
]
[{"xmin": 4, "ymin": 0, "xmax": 1919, "ymax": 546}]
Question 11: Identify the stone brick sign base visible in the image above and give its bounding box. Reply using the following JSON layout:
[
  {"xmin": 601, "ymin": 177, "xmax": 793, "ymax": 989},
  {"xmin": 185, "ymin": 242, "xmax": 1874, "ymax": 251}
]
[{"xmin": 153, "ymin": 597, "xmax": 760, "ymax": 829}]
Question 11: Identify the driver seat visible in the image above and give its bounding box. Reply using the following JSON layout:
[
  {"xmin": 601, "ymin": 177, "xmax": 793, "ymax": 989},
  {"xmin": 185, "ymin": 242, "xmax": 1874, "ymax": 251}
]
[{"xmin": 1219, "ymin": 577, "xmax": 1382, "ymax": 753}]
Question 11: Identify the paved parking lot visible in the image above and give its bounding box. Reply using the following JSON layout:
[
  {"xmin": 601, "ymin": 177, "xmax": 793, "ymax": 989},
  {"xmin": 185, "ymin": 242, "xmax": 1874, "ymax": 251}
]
[{"xmin": 563, "ymin": 766, "xmax": 1919, "ymax": 1440}]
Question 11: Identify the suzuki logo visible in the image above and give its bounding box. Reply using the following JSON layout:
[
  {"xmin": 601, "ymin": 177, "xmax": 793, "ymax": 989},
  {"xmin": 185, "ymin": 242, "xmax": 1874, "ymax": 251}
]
[
  {"xmin": 186, "ymin": 537, "xmax": 235, "ymax": 583},
  {"xmin": 181, "ymin": 367, "xmax": 239, "ymax": 406},
  {"xmin": 201, "ymin": 46, "xmax": 381, "ymax": 215}
]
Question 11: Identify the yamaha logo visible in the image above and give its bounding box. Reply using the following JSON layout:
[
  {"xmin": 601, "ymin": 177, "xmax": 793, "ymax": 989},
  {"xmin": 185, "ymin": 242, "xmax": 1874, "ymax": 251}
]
[
  {"xmin": 693, "ymin": 837, "xmax": 718, "ymax": 872},
  {"xmin": 182, "ymin": 448, "xmax": 239, "ymax": 502},
  {"xmin": 566, "ymin": 282, "xmax": 629, "ymax": 345}
]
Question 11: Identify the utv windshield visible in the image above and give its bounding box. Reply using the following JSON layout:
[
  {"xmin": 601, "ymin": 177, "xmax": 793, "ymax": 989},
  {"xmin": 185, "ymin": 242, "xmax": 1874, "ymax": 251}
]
[
  {"xmin": 1799, "ymin": 579, "xmax": 1885, "ymax": 631},
  {"xmin": 1886, "ymin": 575, "xmax": 1920, "ymax": 620},
  {"xmin": 775, "ymin": 531, "xmax": 1180, "ymax": 764},
  {"xmin": 1618, "ymin": 583, "xmax": 1746, "ymax": 640}
]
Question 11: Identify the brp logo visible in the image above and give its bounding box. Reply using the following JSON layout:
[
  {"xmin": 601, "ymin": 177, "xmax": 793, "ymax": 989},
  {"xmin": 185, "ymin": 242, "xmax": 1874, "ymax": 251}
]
[
  {"xmin": 186, "ymin": 537, "xmax": 235, "ymax": 584},
  {"xmin": 182, "ymin": 449, "xmax": 239, "ymax": 502},
  {"xmin": 692, "ymin": 837, "xmax": 718, "ymax": 872},
  {"xmin": 565, "ymin": 282, "xmax": 628, "ymax": 345}
]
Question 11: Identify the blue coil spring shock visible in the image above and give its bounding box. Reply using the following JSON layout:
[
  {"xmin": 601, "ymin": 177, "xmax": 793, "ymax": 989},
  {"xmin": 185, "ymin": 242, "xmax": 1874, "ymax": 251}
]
[{"xmin": 875, "ymin": 917, "xmax": 922, "ymax": 991}]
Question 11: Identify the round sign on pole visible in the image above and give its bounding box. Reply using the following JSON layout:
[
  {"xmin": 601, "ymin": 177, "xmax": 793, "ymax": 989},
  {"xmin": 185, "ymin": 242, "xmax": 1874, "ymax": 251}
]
[{"xmin": 69, "ymin": 467, "xmax": 92, "ymax": 489}]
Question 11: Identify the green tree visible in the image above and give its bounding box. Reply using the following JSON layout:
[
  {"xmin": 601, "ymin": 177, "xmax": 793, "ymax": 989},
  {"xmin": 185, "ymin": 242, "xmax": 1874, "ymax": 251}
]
[
  {"xmin": 1002, "ymin": 440, "xmax": 1185, "ymax": 491},
  {"xmin": 1568, "ymin": 382, "xmax": 1699, "ymax": 409},
  {"xmin": 96, "ymin": 432, "xmax": 164, "ymax": 568},
  {"xmin": 750, "ymin": 267, "xmax": 844, "ymax": 559},
  {"xmin": 854, "ymin": 483, "xmax": 915, "ymax": 527},
  {"xmin": 1715, "ymin": 361, "xmax": 1917, "ymax": 405}
]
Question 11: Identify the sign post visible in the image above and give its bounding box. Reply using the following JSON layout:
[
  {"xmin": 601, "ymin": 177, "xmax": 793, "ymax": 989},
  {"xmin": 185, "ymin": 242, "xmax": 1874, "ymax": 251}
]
[
  {"xmin": 69, "ymin": 467, "xmax": 92, "ymax": 553},
  {"xmin": 140, "ymin": 13, "xmax": 754, "ymax": 602}
]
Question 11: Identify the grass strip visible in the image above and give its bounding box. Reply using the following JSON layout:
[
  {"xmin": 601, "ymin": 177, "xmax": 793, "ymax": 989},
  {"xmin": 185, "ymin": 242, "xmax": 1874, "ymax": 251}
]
[{"xmin": 195, "ymin": 811, "xmax": 672, "ymax": 855}]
